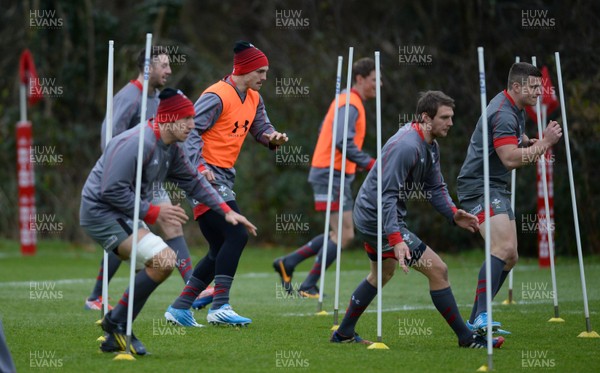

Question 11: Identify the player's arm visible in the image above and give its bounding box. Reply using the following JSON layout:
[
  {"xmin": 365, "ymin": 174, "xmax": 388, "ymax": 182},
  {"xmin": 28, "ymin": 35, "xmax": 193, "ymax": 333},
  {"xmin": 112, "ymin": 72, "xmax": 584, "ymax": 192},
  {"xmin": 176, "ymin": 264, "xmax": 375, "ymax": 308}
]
[
  {"xmin": 423, "ymin": 146, "xmax": 458, "ymax": 221},
  {"xmin": 423, "ymin": 146, "xmax": 479, "ymax": 232},
  {"xmin": 251, "ymin": 96, "xmax": 288, "ymax": 148},
  {"xmin": 335, "ymin": 105, "xmax": 375, "ymax": 170},
  {"xmin": 380, "ymin": 143, "xmax": 416, "ymax": 273},
  {"xmin": 380, "ymin": 144, "xmax": 413, "ymax": 247},
  {"xmin": 494, "ymin": 115, "xmax": 562, "ymax": 170}
]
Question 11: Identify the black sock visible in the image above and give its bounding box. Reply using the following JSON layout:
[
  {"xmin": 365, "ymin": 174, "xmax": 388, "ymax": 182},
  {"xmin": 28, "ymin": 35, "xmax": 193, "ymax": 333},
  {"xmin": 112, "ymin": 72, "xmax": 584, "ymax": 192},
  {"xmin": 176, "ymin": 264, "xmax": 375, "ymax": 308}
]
[
  {"xmin": 337, "ymin": 279, "xmax": 377, "ymax": 337},
  {"xmin": 172, "ymin": 276, "xmax": 208, "ymax": 309},
  {"xmin": 166, "ymin": 236, "xmax": 193, "ymax": 283},
  {"xmin": 468, "ymin": 269, "xmax": 511, "ymax": 321},
  {"xmin": 495, "ymin": 270, "xmax": 510, "ymax": 297},
  {"xmin": 283, "ymin": 234, "xmax": 325, "ymax": 268},
  {"xmin": 111, "ymin": 268, "xmax": 160, "ymax": 323},
  {"xmin": 211, "ymin": 275, "xmax": 233, "ymax": 310},
  {"xmin": 430, "ymin": 287, "xmax": 472, "ymax": 342},
  {"xmin": 88, "ymin": 251, "xmax": 121, "ymax": 300},
  {"xmin": 300, "ymin": 239, "xmax": 337, "ymax": 290},
  {"xmin": 471, "ymin": 255, "xmax": 507, "ymax": 322}
]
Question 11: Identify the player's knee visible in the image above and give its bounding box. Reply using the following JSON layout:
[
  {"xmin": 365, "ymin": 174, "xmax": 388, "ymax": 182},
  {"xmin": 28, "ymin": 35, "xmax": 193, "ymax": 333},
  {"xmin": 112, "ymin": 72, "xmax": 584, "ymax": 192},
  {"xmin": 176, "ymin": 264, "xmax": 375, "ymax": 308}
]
[
  {"xmin": 382, "ymin": 268, "xmax": 395, "ymax": 284},
  {"xmin": 434, "ymin": 261, "xmax": 449, "ymax": 283},
  {"xmin": 423, "ymin": 259, "xmax": 448, "ymax": 285},
  {"xmin": 381, "ymin": 260, "xmax": 397, "ymax": 284},
  {"xmin": 505, "ymin": 251, "xmax": 518, "ymax": 268},
  {"xmin": 493, "ymin": 242, "xmax": 518, "ymax": 265},
  {"xmin": 149, "ymin": 248, "xmax": 176, "ymax": 277},
  {"xmin": 341, "ymin": 231, "xmax": 354, "ymax": 248}
]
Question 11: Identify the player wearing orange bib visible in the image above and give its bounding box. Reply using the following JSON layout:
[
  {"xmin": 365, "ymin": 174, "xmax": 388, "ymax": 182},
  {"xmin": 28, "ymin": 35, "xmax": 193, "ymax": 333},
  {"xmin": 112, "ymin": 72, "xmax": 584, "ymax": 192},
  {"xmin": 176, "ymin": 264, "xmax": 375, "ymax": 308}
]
[
  {"xmin": 274, "ymin": 58, "xmax": 378, "ymax": 297},
  {"xmin": 165, "ymin": 41, "xmax": 288, "ymax": 327}
]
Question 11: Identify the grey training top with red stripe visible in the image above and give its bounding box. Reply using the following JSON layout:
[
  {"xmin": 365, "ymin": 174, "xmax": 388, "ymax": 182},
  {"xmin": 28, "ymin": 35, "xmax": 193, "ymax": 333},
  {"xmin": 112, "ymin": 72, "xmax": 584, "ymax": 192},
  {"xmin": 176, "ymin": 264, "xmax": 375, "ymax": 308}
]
[
  {"xmin": 100, "ymin": 81, "xmax": 159, "ymax": 151},
  {"xmin": 353, "ymin": 122, "xmax": 457, "ymax": 247},
  {"xmin": 80, "ymin": 123, "xmax": 229, "ymax": 226},
  {"xmin": 456, "ymin": 90, "xmax": 526, "ymax": 200}
]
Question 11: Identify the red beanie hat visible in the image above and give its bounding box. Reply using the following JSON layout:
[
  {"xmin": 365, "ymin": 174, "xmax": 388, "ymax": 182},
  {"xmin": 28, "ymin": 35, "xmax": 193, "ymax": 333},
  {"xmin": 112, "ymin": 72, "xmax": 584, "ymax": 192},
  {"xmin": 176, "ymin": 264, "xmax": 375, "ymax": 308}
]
[
  {"xmin": 232, "ymin": 41, "xmax": 269, "ymax": 76},
  {"xmin": 156, "ymin": 88, "xmax": 195, "ymax": 123}
]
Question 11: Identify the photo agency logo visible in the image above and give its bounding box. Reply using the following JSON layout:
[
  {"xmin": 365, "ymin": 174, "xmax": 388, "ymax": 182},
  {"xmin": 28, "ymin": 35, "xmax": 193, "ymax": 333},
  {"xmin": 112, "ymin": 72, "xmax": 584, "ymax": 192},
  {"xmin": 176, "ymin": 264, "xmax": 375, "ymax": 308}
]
[
  {"xmin": 521, "ymin": 9, "xmax": 556, "ymax": 30},
  {"xmin": 275, "ymin": 350, "xmax": 309, "ymax": 368},
  {"xmin": 29, "ymin": 350, "xmax": 63, "ymax": 368},
  {"xmin": 399, "ymin": 45, "xmax": 433, "ymax": 66},
  {"xmin": 275, "ymin": 213, "xmax": 310, "ymax": 234},
  {"xmin": 521, "ymin": 149, "xmax": 556, "ymax": 165},
  {"xmin": 152, "ymin": 318, "xmax": 187, "ymax": 336},
  {"xmin": 275, "ymin": 77, "xmax": 310, "ymax": 98},
  {"xmin": 398, "ymin": 318, "xmax": 433, "ymax": 336},
  {"xmin": 521, "ymin": 350, "xmax": 556, "ymax": 368},
  {"xmin": 398, "ymin": 113, "xmax": 424, "ymax": 128},
  {"xmin": 30, "ymin": 281, "xmax": 63, "ymax": 300},
  {"xmin": 30, "ymin": 145, "xmax": 64, "ymax": 166},
  {"xmin": 275, "ymin": 145, "xmax": 310, "ymax": 167},
  {"xmin": 275, "ymin": 9, "xmax": 310, "ymax": 29},
  {"xmin": 521, "ymin": 282, "xmax": 554, "ymax": 300},
  {"xmin": 399, "ymin": 181, "xmax": 432, "ymax": 202},
  {"xmin": 275, "ymin": 282, "xmax": 302, "ymax": 300},
  {"xmin": 151, "ymin": 181, "xmax": 187, "ymax": 204},
  {"xmin": 154, "ymin": 45, "xmax": 187, "ymax": 65},
  {"xmin": 29, "ymin": 9, "xmax": 64, "ymax": 29},
  {"xmin": 29, "ymin": 77, "xmax": 64, "ymax": 98},
  {"xmin": 29, "ymin": 214, "xmax": 64, "ymax": 235},
  {"xmin": 520, "ymin": 213, "xmax": 555, "ymax": 234}
]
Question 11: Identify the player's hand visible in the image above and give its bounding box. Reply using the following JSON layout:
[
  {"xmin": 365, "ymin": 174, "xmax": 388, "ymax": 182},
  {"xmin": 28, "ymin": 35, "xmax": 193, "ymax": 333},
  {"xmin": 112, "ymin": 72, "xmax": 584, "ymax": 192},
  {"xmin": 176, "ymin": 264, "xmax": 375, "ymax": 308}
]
[
  {"xmin": 453, "ymin": 209, "xmax": 479, "ymax": 233},
  {"xmin": 225, "ymin": 210, "xmax": 258, "ymax": 236},
  {"xmin": 542, "ymin": 121, "xmax": 563, "ymax": 145},
  {"xmin": 393, "ymin": 242, "xmax": 411, "ymax": 274},
  {"xmin": 156, "ymin": 203, "xmax": 189, "ymax": 226},
  {"xmin": 201, "ymin": 169, "xmax": 215, "ymax": 182},
  {"xmin": 527, "ymin": 137, "xmax": 539, "ymax": 147},
  {"xmin": 265, "ymin": 131, "xmax": 289, "ymax": 146}
]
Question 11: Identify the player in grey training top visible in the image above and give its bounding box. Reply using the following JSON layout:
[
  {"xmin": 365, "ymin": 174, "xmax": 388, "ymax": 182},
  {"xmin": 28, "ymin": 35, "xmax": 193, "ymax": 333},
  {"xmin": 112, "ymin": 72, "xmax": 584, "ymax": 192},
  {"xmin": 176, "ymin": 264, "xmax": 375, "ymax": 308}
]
[
  {"xmin": 100, "ymin": 48, "xmax": 170, "ymax": 150},
  {"xmin": 81, "ymin": 88, "xmax": 257, "ymax": 355},
  {"xmin": 333, "ymin": 91, "xmax": 505, "ymax": 349},
  {"xmin": 86, "ymin": 47, "xmax": 196, "ymax": 312},
  {"xmin": 456, "ymin": 62, "xmax": 562, "ymax": 335}
]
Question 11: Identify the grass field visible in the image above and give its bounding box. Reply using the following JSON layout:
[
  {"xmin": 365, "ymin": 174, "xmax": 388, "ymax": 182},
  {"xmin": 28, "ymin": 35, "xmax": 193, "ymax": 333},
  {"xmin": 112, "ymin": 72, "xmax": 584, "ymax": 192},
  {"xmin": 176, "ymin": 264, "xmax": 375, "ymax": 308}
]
[{"xmin": 1, "ymin": 239, "xmax": 599, "ymax": 372}]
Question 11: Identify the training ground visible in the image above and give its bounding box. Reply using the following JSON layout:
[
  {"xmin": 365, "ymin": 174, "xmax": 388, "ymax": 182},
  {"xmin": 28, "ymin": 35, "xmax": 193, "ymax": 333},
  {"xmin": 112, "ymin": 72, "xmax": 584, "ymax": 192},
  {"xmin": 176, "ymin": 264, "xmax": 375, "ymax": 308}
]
[{"xmin": 1, "ymin": 239, "xmax": 599, "ymax": 372}]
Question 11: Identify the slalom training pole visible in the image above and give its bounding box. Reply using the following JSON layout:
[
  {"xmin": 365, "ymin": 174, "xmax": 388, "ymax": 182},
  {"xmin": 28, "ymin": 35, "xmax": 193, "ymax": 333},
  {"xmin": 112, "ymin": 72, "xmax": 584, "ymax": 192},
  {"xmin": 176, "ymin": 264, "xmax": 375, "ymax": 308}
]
[
  {"xmin": 367, "ymin": 51, "xmax": 388, "ymax": 350},
  {"xmin": 554, "ymin": 52, "xmax": 599, "ymax": 338},
  {"xmin": 504, "ymin": 56, "xmax": 519, "ymax": 306},
  {"xmin": 476, "ymin": 46, "xmax": 494, "ymax": 372},
  {"xmin": 332, "ymin": 47, "xmax": 354, "ymax": 329},
  {"xmin": 532, "ymin": 56, "xmax": 562, "ymax": 323},
  {"xmin": 101, "ymin": 40, "xmax": 115, "ymax": 321},
  {"xmin": 317, "ymin": 55, "xmax": 343, "ymax": 316},
  {"xmin": 114, "ymin": 33, "xmax": 152, "ymax": 361}
]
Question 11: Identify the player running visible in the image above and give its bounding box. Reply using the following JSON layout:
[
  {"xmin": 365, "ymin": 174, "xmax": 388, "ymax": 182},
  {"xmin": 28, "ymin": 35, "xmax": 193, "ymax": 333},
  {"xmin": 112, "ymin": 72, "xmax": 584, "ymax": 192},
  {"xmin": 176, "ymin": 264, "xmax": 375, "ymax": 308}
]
[
  {"xmin": 457, "ymin": 62, "xmax": 562, "ymax": 335},
  {"xmin": 164, "ymin": 41, "xmax": 288, "ymax": 327},
  {"xmin": 80, "ymin": 88, "xmax": 256, "ymax": 354}
]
